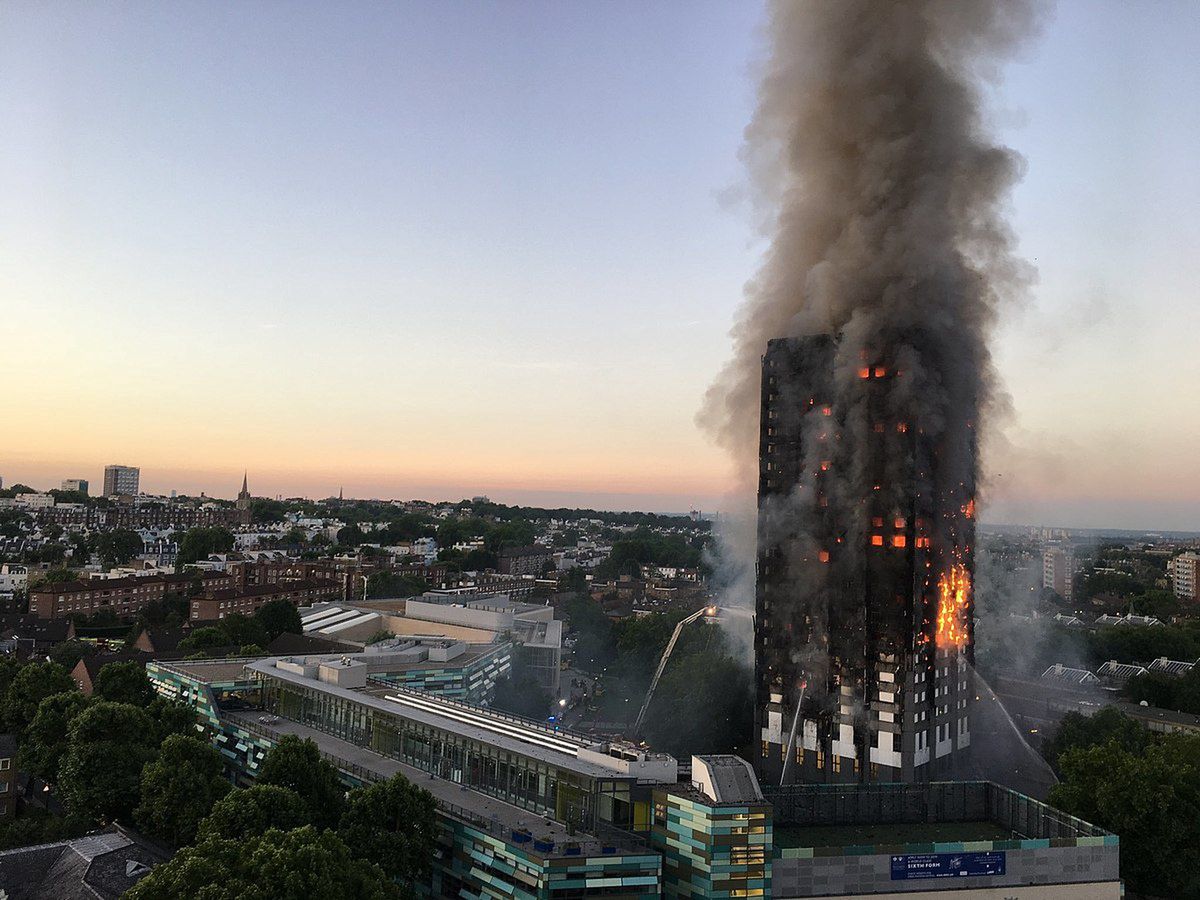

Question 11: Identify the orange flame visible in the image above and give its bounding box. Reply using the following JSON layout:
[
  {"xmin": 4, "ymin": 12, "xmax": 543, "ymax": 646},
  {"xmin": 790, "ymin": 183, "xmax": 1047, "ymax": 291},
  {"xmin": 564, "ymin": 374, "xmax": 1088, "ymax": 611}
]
[{"xmin": 935, "ymin": 564, "xmax": 971, "ymax": 649}]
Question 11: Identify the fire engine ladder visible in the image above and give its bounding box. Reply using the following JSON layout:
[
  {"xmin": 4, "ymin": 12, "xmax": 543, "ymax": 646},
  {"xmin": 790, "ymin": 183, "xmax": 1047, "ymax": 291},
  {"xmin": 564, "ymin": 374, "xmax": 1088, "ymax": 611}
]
[{"xmin": 631, "ymin": 605, "xmax": 713, "ymax": 738}]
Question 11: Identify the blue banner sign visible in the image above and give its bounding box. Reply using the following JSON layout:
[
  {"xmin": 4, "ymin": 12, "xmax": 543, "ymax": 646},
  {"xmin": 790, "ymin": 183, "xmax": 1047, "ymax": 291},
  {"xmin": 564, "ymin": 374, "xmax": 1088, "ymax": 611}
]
[{"xmin": 890, "ymin": 851, "xmax": 1006, "ymax": 880}]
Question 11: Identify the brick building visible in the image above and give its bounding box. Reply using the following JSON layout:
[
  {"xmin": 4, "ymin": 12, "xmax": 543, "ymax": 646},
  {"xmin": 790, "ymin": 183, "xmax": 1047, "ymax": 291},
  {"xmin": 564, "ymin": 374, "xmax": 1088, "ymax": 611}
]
[
  {"xmin": 496, "ymin": 545, "xmax": 553, "ymax": 577},
  {"xmin": 189, "ymin": 578, "xmax": 339, "ymax": 621},
  {"xmin": 29, "ymin": 572, "xmax": 234, "ymax": 620},
  {"xmin": 37, "ymin": 503, "xmax": 250, "ymax": 530},
  {"xmin": 0, "ymin": 735, "xmax": 14, "ymax": 818}
]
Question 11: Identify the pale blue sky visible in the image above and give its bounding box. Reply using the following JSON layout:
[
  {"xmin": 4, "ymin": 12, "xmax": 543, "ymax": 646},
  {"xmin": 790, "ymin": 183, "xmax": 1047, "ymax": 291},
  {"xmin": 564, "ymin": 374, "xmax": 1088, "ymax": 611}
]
[{"xmin": 2, "ymin": 2, "xmax": 1198, "ymax": 528}]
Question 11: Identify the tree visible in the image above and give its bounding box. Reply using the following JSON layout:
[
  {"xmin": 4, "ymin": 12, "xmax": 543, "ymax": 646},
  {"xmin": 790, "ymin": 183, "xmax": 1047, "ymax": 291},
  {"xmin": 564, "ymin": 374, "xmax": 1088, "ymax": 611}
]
[
  {"xmin": 249, "ymin": 498, "xmax": 288, "ymax": 524},
  {"xmin": 339, "ymin": 773, "xmax": 437, "ymax": 882},
  {"xmin": 59, "ymin": 701, "xmax": 159, "ymax": 822},
  {"xmin": 94, "ymin": 661, "xmax": 155, "ymax": 706},
  {"xmin": 613, "ymin": 610, "xmax": 688, "ymax": 686},
  {"xmin": 20, "ymin": 691, "xmax": 90, "ymax": 782},
  {"xmin": 642, "ymin": 652, "xmax": 752, "ymax": 759},
  {"xmin": 176, "ymin": 526, "xmax": 235, "ymax": 567},
  {"xmin": 135, "ymin": 734, "xmax": 232, "ymax": 846},
  {"xmin": 562, "ymin": 595, "xmax": 616, "ymax": 672},
  {"xmin": 198, "ymin": 784, "xmax": 310, "ymax": 842},
  {"xmin": 256, "ymin": 735, "xmax": 345, "ymax": 828},
  {"xmin": 1, "ymin": 660, "xmax": 76, "ymax": 737},
  {"xmin": 149, "ymin": 696, "xmax": 200, "ymax": 744},
  {"xmin": 177, "ymin": 627, "xmax": 229, "ymax": 655},
  {"xmin": 254, "ymin": 598, "xmax": 302, "ymax": 641},
  {"xmin": 216, "ymin": 613, "xmax": 268, "ymax": 649},
  {"xmin": 95, "ymin": 529, "xmax": 145, "ymax": 568},
  {"xmin": 1050, "ymin": 734, "xmax": 1200, "ymax": 898},
  {"xmin": 336, "ymin": 524, "xmax": 366, "ymax": 547},
  {"xmin": 41, "ymin": 567, "xmax": 81, "ymax": 586},
  {"xmin": 1043, "ymin": 707, "xmax": 1151, "ymax": 771},
  {"xmin": 50, "ymin": 639, "xmax": 95, "ymax": 671},
  {"xmin": 462, "ymin": 548, "xmax": 498, "ymax": 571},
  {"xmin": 124, "ymin": 826, "xmax": 399, "ymax": 900},
  {"xmin": 562, "ymin": 567, "xmax": 589, "ymax": 596},
  {"xmin": 366, "ymin": 571, "xmax": 429, "ymax": 599}
]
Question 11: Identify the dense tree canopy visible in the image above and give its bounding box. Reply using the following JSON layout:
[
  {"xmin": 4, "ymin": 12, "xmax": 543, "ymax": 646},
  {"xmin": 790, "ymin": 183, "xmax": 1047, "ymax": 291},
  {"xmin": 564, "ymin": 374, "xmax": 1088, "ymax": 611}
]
[
  {"xmin": 1, "ymin": 661, "xmax": 76, "ymax": 738},
  {"xmin": 255, "ymin": 598, "xmax": 303, "ymax": 641},
  {"xmin": 19, "ymin": 691, "xmax": 89, "ymax": 782},
  {"xmin": 94, "ymin": 661, "xmax": 156, "ymax": 706},
  {"xmin": 1043, "ymin": 707, "xmax": 1151, "ymax": 771},
  {"xmin": 94, "ymin": 529, "xmax": 145, "ymax": 568},
  {"xmin": 338, "ymin": 774, "xmax": 438, "ymax": 882},
  {"xmin": 198, "ymin": 784, "xmax": 310, "ymax": 843},
  {"xmin": 136, "ymin": 735, "xmax": 231, "ymax": 846},
  {"xmin": 176, "ymin": 526, "xmax": 235, "ymax": 567},
  {"xmin": 366, "ymin": 571, "xmax": 429, "ymax": 599},
  {"xmin": 177, "ymin": 627, "xmax": 229, "ymax": 655},
  {"xmin": 562, "ymin": 595, "xmax": 616, "ymax": 672},
  {"xmin": 1051, "ymin": 733, "xmax": 1200, "ymax": 898},
  {"xmin": 125, "ymin": 826, "xmax": 399, "ymax": 900},
  {"xmin": 257, "ymin": 735, "xmax": 346, "ymax": 829},
  {"xmin": 59, "ymin": 701, "xmax": 159, "ymax": 821}
]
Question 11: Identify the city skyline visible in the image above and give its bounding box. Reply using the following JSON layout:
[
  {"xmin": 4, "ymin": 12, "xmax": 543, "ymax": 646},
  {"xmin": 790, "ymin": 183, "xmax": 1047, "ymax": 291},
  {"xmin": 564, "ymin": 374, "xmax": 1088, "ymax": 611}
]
[{"xmin": 5, "ymin": 1, "xmax": 1200, "ymax": 529}]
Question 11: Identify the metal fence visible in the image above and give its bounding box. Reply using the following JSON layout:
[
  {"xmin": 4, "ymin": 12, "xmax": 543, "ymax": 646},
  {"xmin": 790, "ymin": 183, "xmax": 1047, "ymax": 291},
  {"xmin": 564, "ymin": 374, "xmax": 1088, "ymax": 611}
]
[{"xmin": 762, "ymin": 781, "xmax": 1110, "ymax": 840}]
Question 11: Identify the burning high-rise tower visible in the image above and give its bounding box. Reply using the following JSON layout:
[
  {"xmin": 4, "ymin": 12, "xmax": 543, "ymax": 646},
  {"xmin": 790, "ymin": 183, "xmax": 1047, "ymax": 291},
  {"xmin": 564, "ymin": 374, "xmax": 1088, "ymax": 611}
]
[
  {"xmin": 754, "ymin": 335, "xmax": 976, "ymax": 785},
  {"xmin": 699, "ymin": 1, "xmax": 1033, "ymax": 784}
]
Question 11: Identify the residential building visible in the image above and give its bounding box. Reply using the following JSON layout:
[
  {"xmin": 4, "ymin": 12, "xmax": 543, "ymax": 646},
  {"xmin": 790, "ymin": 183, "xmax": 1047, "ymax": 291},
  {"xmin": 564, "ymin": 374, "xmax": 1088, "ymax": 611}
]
[
  {"xmin": 38, "ymin": 502, "xmax": 251, "ymax": 529},
  {"xmin": 14, "ymin": 492, "xmax": 54, "ymax": 509},
  {"xmin": 0, "ymin": 564, "xmax": 29, "ymax": 601},
  {"xmin": 0, "ymin": 734, "xmax": 15, "ymax": 818},
  {"xmin": 1171, "ymin": 551, "xmax": 1200, "ymax": 604},
  {"xmin": 0, "ymin": 615, "xmax": 75, "ymax": 655},
  {"xmin": 189, "ymin": 579, "xmax": 340, "ymax": 621},
  {"xmin": 131, "ymin": 625, "xmax": 191, "ymax": 654},
  {"xmin": 1043, "ymin": 545, "xmax": 1076, "ymax": 601},
  {"xmin": 0, "ymin": 824, "xmax": 169, "ymax": 894},
  {"xmin": 60, "ymin": 478, "xmax": 89, "ymax": 494},
  {"xmin": 103, "ymin": 464, "xmax": 140, "ymax": 497},
  {"xmin": 497, "ymin": 544, "xmax": 553, "ymax": 576},
  {"xmin": 754, "ymin": 336, "xmax": 976, "ymax": 786},
  {"xmin": 29, "ymin": 572, "xmax": 235, "ymax": 620}
]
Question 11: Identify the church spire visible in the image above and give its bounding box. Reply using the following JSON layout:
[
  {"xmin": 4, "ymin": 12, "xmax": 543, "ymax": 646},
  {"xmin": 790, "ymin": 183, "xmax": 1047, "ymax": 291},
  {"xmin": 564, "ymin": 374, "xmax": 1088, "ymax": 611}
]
[{"xmin": 236, "ymin": 471, "xmax": 251, "ymax": 511}]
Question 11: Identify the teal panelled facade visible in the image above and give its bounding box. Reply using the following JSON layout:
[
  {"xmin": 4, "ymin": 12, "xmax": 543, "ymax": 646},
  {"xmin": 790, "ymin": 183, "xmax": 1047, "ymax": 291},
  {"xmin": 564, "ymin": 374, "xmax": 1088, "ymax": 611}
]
[
  {"xmin": 651, "ymin": 789, "xmax": 772, "ymax": 899},
  {"xmin": 371, "ymin": 643, "xmax": 511, "ymax": 703},
  {"xmin": 147, "ymin": 660, "xmax": 666, "ymax": 898},
  {"xmin": 427, "ymin": 817, "xmax": 662, "ymax": 900},
  {"xmin": 147, "ymin": 661, "xmax": 274, "ymax": 780}
]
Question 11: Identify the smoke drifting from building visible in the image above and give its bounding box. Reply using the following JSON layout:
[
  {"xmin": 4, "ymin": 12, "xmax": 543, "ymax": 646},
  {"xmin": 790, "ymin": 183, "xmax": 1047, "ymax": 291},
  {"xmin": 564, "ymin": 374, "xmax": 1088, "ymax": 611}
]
[
  {"xmin": 702, "ymin": 0, "xmax": 1036, "ymax": 482},
  {"xmin": 702, "ymin": 2, "xmax": 1040, "ymax": 784}
]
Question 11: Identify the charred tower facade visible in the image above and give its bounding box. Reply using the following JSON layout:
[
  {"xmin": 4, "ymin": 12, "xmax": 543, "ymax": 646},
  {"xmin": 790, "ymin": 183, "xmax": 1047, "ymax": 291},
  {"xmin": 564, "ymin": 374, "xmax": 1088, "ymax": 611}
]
[{"xmin": 754, "ymin": 336, "xmax": 976, "ymax": 785}]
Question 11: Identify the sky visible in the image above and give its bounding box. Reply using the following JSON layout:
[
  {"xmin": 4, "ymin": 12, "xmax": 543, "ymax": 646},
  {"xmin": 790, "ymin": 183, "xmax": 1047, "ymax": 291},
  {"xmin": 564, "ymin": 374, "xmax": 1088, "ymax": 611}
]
[{"xmin": 2, "ymin": 1, "xmax": 1198, "ymax": 528}]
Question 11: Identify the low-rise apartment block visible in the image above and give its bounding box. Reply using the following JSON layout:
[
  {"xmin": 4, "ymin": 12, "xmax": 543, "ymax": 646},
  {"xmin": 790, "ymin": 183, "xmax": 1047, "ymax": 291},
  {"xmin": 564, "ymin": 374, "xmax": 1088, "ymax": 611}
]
[
  {"xmin": 497, "ymin": 544, "xmax": 553, "ymax": 576},
  {"xmin": 189, "ymin": 579, "xmax": 339, "ymax": 621},
  {"xmin": 30, "ymin": 572, "xmax": 234, "ymax": 619}
]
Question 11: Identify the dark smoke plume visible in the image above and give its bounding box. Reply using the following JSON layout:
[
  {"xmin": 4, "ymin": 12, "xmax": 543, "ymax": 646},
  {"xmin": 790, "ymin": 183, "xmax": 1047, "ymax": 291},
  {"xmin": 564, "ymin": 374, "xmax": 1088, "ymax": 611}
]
[
  {"xmin": 700, "ymin": 2, "xmax": 1044, "ymax": 788},
  {"xmin": 702, "ymin": 0, "xmax": 1037, "ymax": 483}
]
